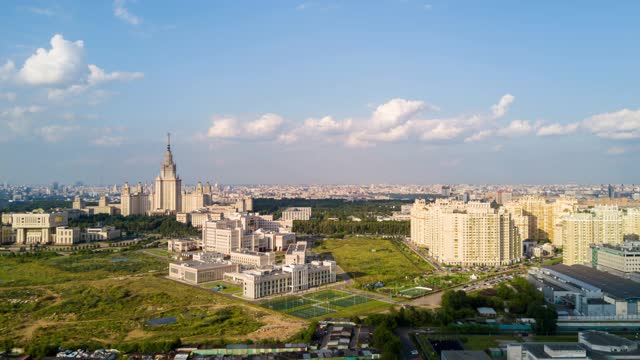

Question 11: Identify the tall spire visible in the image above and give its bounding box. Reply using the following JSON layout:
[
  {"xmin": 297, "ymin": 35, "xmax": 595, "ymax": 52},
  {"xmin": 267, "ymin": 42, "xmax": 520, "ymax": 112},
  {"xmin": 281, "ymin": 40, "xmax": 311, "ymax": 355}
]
[{"xmin": 167, "ymin": 132, "xmax": 171, "ymax": 150}]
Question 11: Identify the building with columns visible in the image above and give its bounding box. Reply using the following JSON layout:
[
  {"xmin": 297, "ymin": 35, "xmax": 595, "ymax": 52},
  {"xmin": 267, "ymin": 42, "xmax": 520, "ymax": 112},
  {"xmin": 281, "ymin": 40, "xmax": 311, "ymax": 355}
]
[{"xmin": 121, "ymin": 182, "xmax": 151, "ymax": 216}]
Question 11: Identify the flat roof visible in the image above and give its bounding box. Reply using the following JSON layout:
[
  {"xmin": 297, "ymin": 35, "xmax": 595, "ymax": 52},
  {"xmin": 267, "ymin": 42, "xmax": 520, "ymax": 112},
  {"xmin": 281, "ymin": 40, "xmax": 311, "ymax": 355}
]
[
  {"xmin": 580, "ymin": 330, "xmax": 635, "ymax": 347},
  {"xmin": 441, "ymin": 350, "xmax": 491, "ymax": 360},
  {"xmin": 542, "ymin": 264, "xmax": 640, "ymax": 300}
]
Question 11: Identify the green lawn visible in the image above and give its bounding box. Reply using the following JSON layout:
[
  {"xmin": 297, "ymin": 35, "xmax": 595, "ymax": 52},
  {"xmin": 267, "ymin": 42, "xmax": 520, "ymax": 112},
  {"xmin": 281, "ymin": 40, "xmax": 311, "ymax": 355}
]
[
  {"xmin": 461, "ymin": 335, "xmax": 521, "ymax": 350},
  {"xmin": 261, "ymin": 291, "xmax": 390, "ymax": 320},
  {"xmin": 144, "ymin": 248, "xmax": 173, "ymax": 257},
  {"xmin": 314, "ymin": 237, "xmax": 433, "ymax": 287},
  {"xmin": 199, "ymin": 281, "xmax": 243, "ymax": 294}
]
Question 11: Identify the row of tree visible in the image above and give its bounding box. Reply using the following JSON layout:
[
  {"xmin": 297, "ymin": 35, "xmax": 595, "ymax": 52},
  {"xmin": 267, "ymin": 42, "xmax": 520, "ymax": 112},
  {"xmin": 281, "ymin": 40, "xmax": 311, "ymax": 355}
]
[
  {"xmin": 69, "ymin": 214, "xmax": 200, "ymax": 238},
  {"xmin": 292, "ymin": 219, "xmax": 409, "ymax": 236},
  {"xmin": 253, "ymin": 198, "xmax": 412, "ymax": 221}
]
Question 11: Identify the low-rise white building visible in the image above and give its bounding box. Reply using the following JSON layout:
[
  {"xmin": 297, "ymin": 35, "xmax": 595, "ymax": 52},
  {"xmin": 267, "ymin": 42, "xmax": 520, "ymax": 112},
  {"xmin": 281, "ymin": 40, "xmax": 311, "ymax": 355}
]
[
  {"xmin": 168, "ymin": 239, "xmax": 200, "ymax": 253},
  {"xmin": 81, "ymin": 226, "xmax": 121, "ymax": 242},
  {"xmin": 281, "ymin": 207, "xmax": 312, "ymax": 221},
  {"xmin": 225, "ymin": 260, "xmax": 337, "ymax": 299},
  {"xmin": 230, "ymin": 249, "xmax": 276, "ymax": 267},
  {"xmin": 169, "ymin": 258, "xmax": 239, "ymax": 284}
]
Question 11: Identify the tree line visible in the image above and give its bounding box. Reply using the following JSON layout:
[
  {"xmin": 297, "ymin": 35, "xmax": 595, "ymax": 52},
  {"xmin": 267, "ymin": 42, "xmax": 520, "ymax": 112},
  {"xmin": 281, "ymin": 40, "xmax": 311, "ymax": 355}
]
[
  {"xmin": 69, "ymin": 214, "xmax": 200, "ymax": 238},
  {"xmin": 292, "ymin": 219, "xmax": 409, "ymax": 236}
]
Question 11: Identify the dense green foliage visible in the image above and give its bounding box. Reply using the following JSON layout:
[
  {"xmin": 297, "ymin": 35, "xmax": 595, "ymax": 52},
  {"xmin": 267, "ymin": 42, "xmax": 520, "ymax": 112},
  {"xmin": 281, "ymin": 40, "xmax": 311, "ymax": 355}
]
[
  {"xmin": 0, "ymin": 200, "xmax": 72, "ymax": 212},
  {"xmin": 440, "ymin": 277, "xmax": 557, "ymax": 335},
  {"xmin": 293, "ymin": 219, "xmax": 409, "ymax": 236},
  {"xmin": 69, "ymin": 214, "xmax": 200, "ymax": 238},
  {"xmin": 253, "ymin": 198, "xmax": 411, "ymax": 220}
]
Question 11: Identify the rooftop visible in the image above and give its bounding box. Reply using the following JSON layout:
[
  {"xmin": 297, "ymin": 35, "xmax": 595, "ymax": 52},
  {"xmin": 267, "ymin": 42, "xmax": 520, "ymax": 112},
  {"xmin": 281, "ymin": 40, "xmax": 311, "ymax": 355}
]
[
  {"xmin": 580, "ymin": 330, "xmax": 636, "ymax": 348},
  {"xmin": 542, "ymin": 264, "xmax": 640, "ymax": 300},
  {"xmin": 441, "ymin": 350, "xmax": 491, "ymax": 360}
]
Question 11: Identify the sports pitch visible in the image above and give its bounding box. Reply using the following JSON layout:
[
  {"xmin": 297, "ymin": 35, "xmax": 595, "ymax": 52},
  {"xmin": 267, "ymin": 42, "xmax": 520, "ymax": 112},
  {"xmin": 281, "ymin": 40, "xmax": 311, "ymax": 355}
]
[{"xmin": 261, "ymin": 289, "xmax": 383, "ymax": 319}]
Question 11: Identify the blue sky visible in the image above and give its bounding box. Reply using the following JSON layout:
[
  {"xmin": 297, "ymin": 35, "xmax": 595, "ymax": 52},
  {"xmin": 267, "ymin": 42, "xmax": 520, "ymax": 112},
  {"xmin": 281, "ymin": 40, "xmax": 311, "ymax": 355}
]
[{"xmin": 1, "ymin": 0, "xmax": 639, "ymax": 185}]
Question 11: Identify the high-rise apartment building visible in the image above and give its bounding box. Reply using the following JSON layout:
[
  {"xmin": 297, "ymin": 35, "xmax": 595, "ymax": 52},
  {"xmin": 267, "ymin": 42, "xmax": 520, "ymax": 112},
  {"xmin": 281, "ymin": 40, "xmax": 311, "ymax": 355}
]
[
  {"xmin": 504, "ymin": 196, "xmax": 577, "ymax": 244},
  {"xmin": 561, "ymin": 206, "xmax": 624, "ymax": 266},
  {"xmin": 121, "ymin": 182, "xmax": 151, "ymax": 216},
  {"xmin": 410, "ymin": 199, "xmax": 523, "ymax": 266}
]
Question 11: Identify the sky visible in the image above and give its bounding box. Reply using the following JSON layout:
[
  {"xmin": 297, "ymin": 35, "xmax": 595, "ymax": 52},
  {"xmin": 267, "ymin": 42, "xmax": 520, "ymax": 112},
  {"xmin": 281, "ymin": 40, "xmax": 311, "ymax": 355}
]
[{"xmin": 1, "ymin": 0, "xmax": 640, "ymax": 185}]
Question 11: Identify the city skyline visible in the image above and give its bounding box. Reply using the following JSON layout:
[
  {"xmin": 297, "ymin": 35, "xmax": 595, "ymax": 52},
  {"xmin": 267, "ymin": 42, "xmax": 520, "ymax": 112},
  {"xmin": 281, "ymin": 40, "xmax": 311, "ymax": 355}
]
[{"xmin": 2, "ymin": 1, "xmax": 640, "ymax": 184}]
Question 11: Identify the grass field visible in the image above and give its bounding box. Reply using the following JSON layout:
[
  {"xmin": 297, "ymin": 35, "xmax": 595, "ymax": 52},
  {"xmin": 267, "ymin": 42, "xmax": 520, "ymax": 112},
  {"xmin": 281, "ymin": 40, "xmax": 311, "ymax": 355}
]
[
  {"xmin": 199, "ymin": 281, "xmax": 243, "ymax": 294},
  {"xmin": 0, "ymin": 251, "xmax": 307, "ymax": 350},
  {"xmin": 260, "ymin": 289, "xmax": 390, "ymax": 319},
  {"xmin": 399, "ymin": 287, "xmax": 432, "ymax": 297},
  {"xmin": 144, "ymin": 248, "xmax": 173, "ymax": 258},
  {"xmin": 314, "ymin": 237, "xmax": 433, "ymax": 288}
]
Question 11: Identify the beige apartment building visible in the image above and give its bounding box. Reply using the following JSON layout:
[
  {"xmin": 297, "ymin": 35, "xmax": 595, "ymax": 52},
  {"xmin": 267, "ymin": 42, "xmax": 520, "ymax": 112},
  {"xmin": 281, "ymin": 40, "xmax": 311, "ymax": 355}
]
[
  {"xmin": 121, "ymin": 182, "xmax": 151, "ymax": 216},
  {"xmin": 202, "ymin": 214, "xmax": 295, "ymax": 254},
  {"xmin": 410, "ymin": 199, "xmax": 523, "ymax": 266},
  {"xmin": 504, "ymin": 196, "xmax": 577, "ymax": 245},
  {"xmin": 561, "ymin": 206, "xmax": 624, "ymax": 266}
]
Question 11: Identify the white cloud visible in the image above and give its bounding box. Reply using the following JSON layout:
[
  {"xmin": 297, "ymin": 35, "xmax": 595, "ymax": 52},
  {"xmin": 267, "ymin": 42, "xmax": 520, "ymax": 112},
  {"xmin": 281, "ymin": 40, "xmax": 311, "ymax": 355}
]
[
  {"xmin": 93, "ymin": 135, "xmax": 125, "ymax": 146},
  {"xmin": 497, "ymin": 120, "xmax": 532, "ymax": 137},
  {"xmin": 0, "ymin": 105, "xmax": 43, "ymax": 118},
  {"xmin": 606, "ymin": 146, "xmax": 625, "ymax": 155},
  {"xmin": 345, "ymin": 131, "xmax": 374, "ymax": 148},
  {"xmin": 372, "ymin": 98, "xmax": 425, "ymax": 129},
  {"xmin": 277, "ymin": 132, "xmax": 298, "ymax": 144},
  {"xmin": 37, "ymin": 125, "xmax": 76, "ymax": 142},
  {"xmin": 491, "ymin": 94, "xmax": 515, "ymax": 118},
  {"xmin": 302, "ymin": 116, "xmax": 352, "ymax": 133},
  {"xmin": 583, "ymin": 109, "xmax": 640, "ymax": 139},
  {"xmin": 421, "ymin": 122, "xmax": 464, "ymax": 140},
  {"xmin": 0, "ymin": 60, "xmax": 15, "ymax": 82},
  {"xmin": 0, "ymin": 92, "xmax": 16, "ymax": 102},
  {"xmin": 207, "ymin": 118, "xmax": 239, "ymax": 139},
  {"xmin": 113, "ymin": 0, "xmax": 141, "ymax": 25},
  {"xmin": 88, "ymin": 64, "xmax": 144, "ymax": 85},
  {"xmin": 536, "ymin": 122, "xmax": 579, "ymax": 136},
  {"xmin": 48, "ymin": 84, "xmax": 89, "ymax": 101},
  {"xmin": 18, "ymin": 34, "xmax": 85, "ymax": 85},
  {"xmin": 244, "ymin": 113, "xmax": 284, "ymax": 137},
  {"xmin": 23, "ymin": 6, "xmax": 55, "ymax": 16},
  {"xmin": 464, "ymin": 130, "xmax": 493, "ymax": 142}
]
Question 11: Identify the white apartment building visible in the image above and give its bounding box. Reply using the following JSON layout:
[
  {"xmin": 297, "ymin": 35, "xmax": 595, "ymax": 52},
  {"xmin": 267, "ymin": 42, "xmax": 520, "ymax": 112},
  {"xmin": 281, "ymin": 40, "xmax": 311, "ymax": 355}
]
[
  {"xmin": 410, "ymin": 199, "xmax": 523, "ymax": 266},
  {"xmin": 281, "ymin": 207, "xmax": 312, "ymax": 221},
  {"xmin": 230, "ymin": 249, "xmax": 276, "ymax": 267}
]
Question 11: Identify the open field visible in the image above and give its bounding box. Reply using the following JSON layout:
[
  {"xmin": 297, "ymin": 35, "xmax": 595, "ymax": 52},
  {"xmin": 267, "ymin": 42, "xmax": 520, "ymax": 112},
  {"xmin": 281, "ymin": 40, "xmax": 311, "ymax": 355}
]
[
  {"xmin": 0, "ymin": 251, "xmax": 307, "ymax": 350},
  {"xmin": 314, "ymin": 237, "xmax": 433, "ymax": 289},
  {"xmin": 261, "ymin": 289, "xmax": 390, "ymax": 319},
  {"xmin": 0, "ymin": 251, "xmax": 167, "ymax": 287}
]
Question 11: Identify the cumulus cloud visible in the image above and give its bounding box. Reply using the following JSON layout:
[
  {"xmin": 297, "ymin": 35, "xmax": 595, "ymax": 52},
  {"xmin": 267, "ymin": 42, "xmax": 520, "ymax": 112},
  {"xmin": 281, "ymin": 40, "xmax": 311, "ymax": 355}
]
[
  {"xmin": 18, "ymin": 34, "xmax": 85, "ymax": 85},
  {"xmin": 497, "ymin": 120, "xmax": 532, "ymax": 137},
  {"xmin": 371, "ymin": 98, "xmax": 425, "ymax": 129},
  {"xmin": 421, "ymin": 122, "xmax": 464, "ymax": 141},
  {"xmin": 302, "ymin": 116, "xmax": 352, "ymax": 134},
  {"xmin": 0, "ymin": 105, "xmax": 43, "ymax": 118},
  {"xmin": 88, "ymin": 64, "xmax": 144, "ymax": 85},
  {"xmin": 244, "ymin": 113, "xmax": 284, "ymax": 137},
  {"xmin": 491, "ymin": 94, "xmax": 515, "ymax": 118},
  {"xmin": 207, "ymin": 118, "xmax": 239, "ymax": 139},
  {"xmin": 583, "ymin": 109, "xmax": 640, "ymax": 139},
  {"xmin": 113, "ymin": 0, "xmax": 141, "ymax": 25},
  {"xmin": 536, "ymin": 122, "xmax": 580, "ymax": 136}
]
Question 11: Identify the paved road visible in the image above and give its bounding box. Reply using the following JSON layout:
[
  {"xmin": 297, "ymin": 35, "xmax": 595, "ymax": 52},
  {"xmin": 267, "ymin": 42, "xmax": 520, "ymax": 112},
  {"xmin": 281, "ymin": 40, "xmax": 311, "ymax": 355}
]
[
  {"xmin": 401, "ymin": 239, "xmax": 442, "ymax": 271},
  {"xmin": 396, "ymin": 327, "xmax": 421, "ymax": 360}
]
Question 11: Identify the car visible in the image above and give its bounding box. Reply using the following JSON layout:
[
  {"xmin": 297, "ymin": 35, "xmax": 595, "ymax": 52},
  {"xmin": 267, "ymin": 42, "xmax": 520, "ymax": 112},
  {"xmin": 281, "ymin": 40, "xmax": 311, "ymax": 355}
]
[{"xmin": 410, "ymin": 350, "xmax": 420, "ymax": 356}]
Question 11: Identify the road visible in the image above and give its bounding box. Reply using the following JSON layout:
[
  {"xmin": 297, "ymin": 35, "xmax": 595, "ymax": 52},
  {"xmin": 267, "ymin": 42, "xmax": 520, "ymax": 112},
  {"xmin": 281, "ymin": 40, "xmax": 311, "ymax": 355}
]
[{"xmin": 401, "ymin": 239, "xmax": 442, "ymax": 271}]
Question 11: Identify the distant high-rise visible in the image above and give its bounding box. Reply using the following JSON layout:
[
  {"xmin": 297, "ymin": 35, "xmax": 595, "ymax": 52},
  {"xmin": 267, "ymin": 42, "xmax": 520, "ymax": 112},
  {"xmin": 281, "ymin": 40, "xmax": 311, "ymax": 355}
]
[
  {"xmin": 152, "ymin": 133, "xmax": 182, "ymax": 214},
  {"xmin": 608, "ymin": 184, "xmax": 616, "ymax": 199}
]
